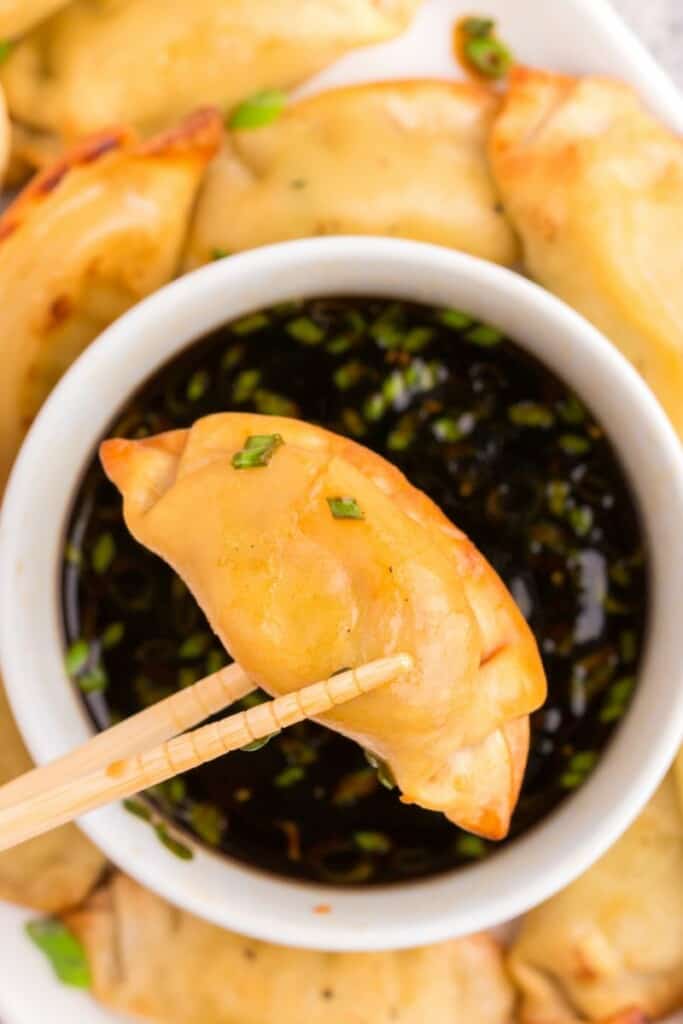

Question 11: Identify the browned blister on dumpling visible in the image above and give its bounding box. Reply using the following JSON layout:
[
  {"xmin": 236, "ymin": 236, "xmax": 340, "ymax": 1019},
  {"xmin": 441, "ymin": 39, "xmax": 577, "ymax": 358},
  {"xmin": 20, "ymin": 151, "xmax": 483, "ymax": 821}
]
[
  {"xmin": 101, "ymin": 414, "xmax": 545, "ymax": 839},
  {"xmin": 1, "ymin": 0, "xmax": 422, "ymax": 137},
  {"xmin": 185, "ymin": 80, "xmax": 518, "ymax": 269},
  {"xmin": 509, "ymin": 775, "xmax": 683, "ymax": 1022},
  {"xmin": 63, "ymin": 872, "xmax": 515, "ymax": 1024},
  {"xmin": 0, "ymin": 107, "xmax": 222, "ymax": 488},
  {"xmin": 489, "ymin": 67, "xmax": 683, "ymax": 436}
]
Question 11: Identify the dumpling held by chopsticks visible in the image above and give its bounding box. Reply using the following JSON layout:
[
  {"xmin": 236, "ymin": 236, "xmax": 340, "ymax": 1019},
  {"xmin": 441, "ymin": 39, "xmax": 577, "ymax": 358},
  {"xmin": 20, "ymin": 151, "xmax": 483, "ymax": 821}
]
[{"xmin": 101, "ymin": 414, "xmax": 546, "ymax": 839}]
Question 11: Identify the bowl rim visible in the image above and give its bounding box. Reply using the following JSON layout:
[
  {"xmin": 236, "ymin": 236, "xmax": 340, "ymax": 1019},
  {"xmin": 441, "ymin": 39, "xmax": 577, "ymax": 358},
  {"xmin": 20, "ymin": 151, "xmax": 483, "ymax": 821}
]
[{"xmin": 2, "ymin": 236, "xmax": 683, "ymax": 951}]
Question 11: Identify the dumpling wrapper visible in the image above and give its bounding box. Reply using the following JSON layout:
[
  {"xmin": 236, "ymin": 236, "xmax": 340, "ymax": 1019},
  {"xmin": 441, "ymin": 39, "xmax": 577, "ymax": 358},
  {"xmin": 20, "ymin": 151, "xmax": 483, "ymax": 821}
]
[
  {"xmin": 63, "ymin": 872, "xmax": 515, "ymax": 1024},
  {"xmin": 0, "ymin": 82, "xmax": 8, "ymax": 184},
  {"xmin": 184, "ymin": 80, "xmax": 518, "ymax": 269},
  {"xmin": 101, "ymin": 414, "xmax": 545, "ymax": 839},
  {"xmin": 508, "ymin": 774, "xmax": 683, "ymax": 1022},
  {"xmin": 0, "ymin": 0, "xmax": 69, "ymax": 39},
  {"xmin": 489, "ymin": 67, "xmax": 683, "ymax": 437},
  {"xmin": 1, "ymin": 0, "xmax": 421, "ymax": 137},
  {"xmin": 0, "ymin": 683, "xmax": 104, "ymax": 912},
  {"xmin": 0, "ymin": 107, "xmax": 222, "ymax": 488}
]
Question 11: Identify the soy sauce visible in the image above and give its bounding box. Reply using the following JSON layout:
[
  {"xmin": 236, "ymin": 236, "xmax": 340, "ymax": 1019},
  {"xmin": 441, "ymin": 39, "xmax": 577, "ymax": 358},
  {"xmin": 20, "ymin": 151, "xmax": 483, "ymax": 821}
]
[{"xmin": 62, "ymin": 297, "xmax": 648, "ymax": 885}]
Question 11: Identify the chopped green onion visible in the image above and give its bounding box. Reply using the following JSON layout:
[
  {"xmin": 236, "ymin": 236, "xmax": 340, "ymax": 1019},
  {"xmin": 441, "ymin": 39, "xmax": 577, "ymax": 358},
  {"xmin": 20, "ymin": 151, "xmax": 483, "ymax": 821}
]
[
  {"xmin": 164, "ymin": 777, "xmax": 187, "ymax": 804},
  {"xmin": 231, "ymin": 312, "xmax": 268, "ymax": 335},
  {"xmin": 327, "ymin": 496, "xmax": 364, "ymax": 520},
  {"xmin": 370, "ymin": 321, "xmax": 403, "ymax": 350},
  {"xmin": 466, "ymin": 324, "xmax": 503, "ymax": 346},
  {"xmin": 364, "ymin": 392, "xmax": 386, "ymax": 421},
  {"xmin": 221, "ymin": 344, "xmax": 244, "ymax": 371},
  {"xmin": 364, "ymin": 750, "xmax": 396, "ymax": 790},
  {"xmin": 26, "ymin": 920, "xmax": 91, "ymax": 989},
  {"xmin": 290, "ymin": 178, "xmax": 307, "ymax": 189},
  {"xmin": 333, "ymin": 360, "xmax": 365, "ymax": 390},
  {"xmin": 232, "ymin": 368, "xmax": 261, "ymax": 403},
  {"xmin": 558, "ymin": 394, "xmax": 586, "ymax": 424},
  {"xmin": 456, "ymin": 834, "xmax": 488, "ymax": 858},
  {"xmin": 253, "ymin": 389, "xmax": 298, "ymax": 416},
  {"xmin": 341, "ymin": 407, "xmax": 367, "ymax": 437},
  {"xmin": 240, "ymin": 690, "xmax": 269, "ymax": 709},
  {"xmin": 547, "ymin": 480, "xmax": 570, "ymax": 516},
  {"xmin": 241, "ymin": 732, "xmax": 278, "ymax": 752},
  {"xmin": 286, "ymin": 316, "xmax": 324, "ymax": 345},
  {"xmin": 92, "ymin": 532, "xmax": 116, "ymax": 573},
  {"xmin": 178, "ymin": 666, "xmax": 201, "ymax": 688},
  {"xmin": 438, "ymin": 308, "xmax": 472, "ymax": 330},
  {"xmin": 568, "ymin": 505, "xmax": 594, "ymax": 537},
  {"xmin": 64, "ymin": 542, "xmax": 83, "ymax": 567},
  {"xmin": 186, "ymin": 369, "xmax": 210, "ymax": 401},
  {"xmin": 154, "ymin": 824, "xmax": 194, "ymax": 860},
  {"xmin": 464, "ymin": 35, "xmax": 512, "ymax": 78},
  {"xmin": 462, "ymin": 16, "xmax": 494, "ymax": 37},
  {"xmin": 274, "ymin": 765, "xmax": 306, "ymax": 788},
  {"xmin": 179, "ymin": 632, "xmax": 212, "ymax": 659},
  {"xmin": 619, "ymin": 630, "xmax": 638, "ymax": 664},
  {"xmin": 205, "ymin": 648, "xmax": 227, "ymax": 674},
  {"xmin": 559, "ymin": 434, "xmax": 591, "ymax": 455},
  {"xmin": 229, "ymin": 89, "xmax": 286, "ymax": 130},
  {"xmin": 0, "ymin": 40, "xmax": 13, "ymax": 65},
  {"xmin": 211, "ymin": 248, "xmax": 230, "ymax": 260},
  {"xmin": 101, "ymin": 622, "xmax": 124, "ymax": 649},
  {"xmin": 508, "ymin": 402, "xmax": 554, "ymax": 428},
  {"xmin": 432, "ymin": 416, "xmax": 465, "ymax": 442},
  {"xmin": 387, "ymin": 415, "xmax": 417, "ymax": 451},
  {"xmin": 232, "ymin": 433, "xmax": 284, "ymax": 469},
  {"xmin": 190, "ymin": 803, "xmax": 226, "ymax": 847},
  {"xmin": 65, "ymin": 639, "xmax": 90, "ymax": 677},
  {"xmin": 123, "ymin": 798, "xmax": 152, "ymax": 822},
  {"xmin": 78, "ymin": 664, "xmax": 108, "ymax": 694},
  {"xmin": 383, "ymin": 370, "xmax": 406, "ymax": 404},
  {"xmin": 600, "ymin": 676, "xmax": 636, "ymax": 723},
  {"xmin": 354, "ymin": 831, "xmax": 392, "ymax": 854}
]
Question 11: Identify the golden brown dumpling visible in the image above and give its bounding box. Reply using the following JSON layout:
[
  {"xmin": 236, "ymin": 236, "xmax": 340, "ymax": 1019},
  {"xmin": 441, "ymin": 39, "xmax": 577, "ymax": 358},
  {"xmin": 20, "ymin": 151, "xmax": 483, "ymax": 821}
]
[
  {"xmin": 508, "ymin": 775, "xmax": 683, "ymax": 1022},
  {"xmin": 101, "ymin": 414, "xmax": 545, "ymax": 839},
  {"xmin": 0, "ymin": 108, "xmax": 222, "ymax": 488},
  {"xmin": 2, "ymin": 0, "xmax": 421, "ymax": 137},
  {"xmin": 0, "ymin": 82, "xmax": 9, "ymax": 184},
  {"xmin": 0, "ymin": 683, "xmax": 104, "ymax": 912},
  {"xmin": 63, "ymin": 873, "xmax": 515, "ymax": 1024},
  {"xmin": 489, "ymin": 67, "xmax": 683, "ymax": 436},
  {"xmin": 0, "ymin": 0, "xmax": 69, "ymax": 38},
  {"xmin": 185, "ymin": 80, "xmax": 518, "ymax": 269}
]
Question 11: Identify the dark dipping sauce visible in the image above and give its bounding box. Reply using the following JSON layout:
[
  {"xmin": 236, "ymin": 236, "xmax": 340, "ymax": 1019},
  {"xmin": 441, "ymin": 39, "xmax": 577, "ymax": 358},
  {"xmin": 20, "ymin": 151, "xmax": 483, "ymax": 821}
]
[{"xmin": 62, "ymin": 297, "xmax": 648, "ymax": 885}]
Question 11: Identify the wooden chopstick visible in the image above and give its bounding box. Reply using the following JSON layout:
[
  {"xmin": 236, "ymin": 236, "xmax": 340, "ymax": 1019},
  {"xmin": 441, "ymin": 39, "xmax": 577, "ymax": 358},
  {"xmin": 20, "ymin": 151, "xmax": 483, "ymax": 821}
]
[
  {"xmin": 0, "ymin": 662, "xmax": 254, "ymax": 811},
  {"xmin": 0, "ymin": 653, "xmax": 412, "ymax": 853}
]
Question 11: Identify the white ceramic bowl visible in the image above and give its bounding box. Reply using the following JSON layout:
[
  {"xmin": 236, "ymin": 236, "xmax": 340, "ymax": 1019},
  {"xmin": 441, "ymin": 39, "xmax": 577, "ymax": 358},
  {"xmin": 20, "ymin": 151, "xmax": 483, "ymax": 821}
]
[{"xmin": 2, "ymin": 237, "xmax": 683, "ymax": 951}]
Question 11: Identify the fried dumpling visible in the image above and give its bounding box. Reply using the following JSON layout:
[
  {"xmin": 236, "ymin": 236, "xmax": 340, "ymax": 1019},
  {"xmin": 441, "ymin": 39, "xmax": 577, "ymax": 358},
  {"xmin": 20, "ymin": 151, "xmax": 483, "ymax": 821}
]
[
  {"xmin": 101, "ymin": 414, "xmax": 545, "ymax": 839},
  {"xmin": 508, "ymin": 775, "xmax": 683, "ymax": 1022},
  {"xmin": 489, "ymin": 68, "xmax": 683, "ymax": 436},
  {"xmin": 0, "ymin": 107, "xmax": 222, "ymax": 488},
  {"xmin": 0, "ymin": 83, "xmax": 9, "ymax": 184},
  {"xmin": 63, "ymin": 873, "xmax": 515, "ymax": 1024},
  {"xmin": 0, "ymin": 0, "xmax": 69, "ymax": 39},
  {"xmin": 184, "ymin": 81, "xmax": 518, "ymax": 269},
  {"xmin": 0, "ymin": 683, "xmax": 104, "ymax": 912},
  {"xmin": 1, "ymin": 0, "xmax": 421, "ymax": 138}
]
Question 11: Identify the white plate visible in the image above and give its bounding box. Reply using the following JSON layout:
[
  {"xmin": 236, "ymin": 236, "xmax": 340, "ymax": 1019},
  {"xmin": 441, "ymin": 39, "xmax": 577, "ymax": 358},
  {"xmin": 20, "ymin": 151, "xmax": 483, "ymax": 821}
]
[{"xmin": 2, "ymin": 0, "xmax": 682, "ymax": 1020}]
